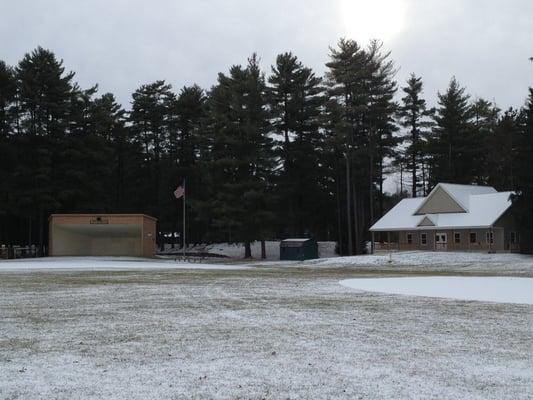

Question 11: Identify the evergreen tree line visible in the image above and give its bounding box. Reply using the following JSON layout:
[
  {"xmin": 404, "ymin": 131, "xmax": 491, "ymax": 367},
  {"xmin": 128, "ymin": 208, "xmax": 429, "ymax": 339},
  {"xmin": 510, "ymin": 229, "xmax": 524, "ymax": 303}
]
[{"xmin": 0, "ymin": 42, "xmax": 532, "ymax": 256}]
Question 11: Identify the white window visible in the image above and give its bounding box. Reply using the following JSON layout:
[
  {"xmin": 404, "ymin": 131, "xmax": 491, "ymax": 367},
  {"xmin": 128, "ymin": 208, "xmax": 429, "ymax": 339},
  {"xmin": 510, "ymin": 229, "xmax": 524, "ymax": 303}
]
[
  {"xmin": 454, "ymin": 233, "xmax": 461, "ymax": 244},
  {"xmin": 486, "ymin": 231, "xmax": 494, "ymax": 244},
  {"xmin": 435, "ymin": 233, "xmax": 447, "ymax": 243},
  {"xmin": 421, "ymin": 233, "xmax": 427, "ymax": 245}
]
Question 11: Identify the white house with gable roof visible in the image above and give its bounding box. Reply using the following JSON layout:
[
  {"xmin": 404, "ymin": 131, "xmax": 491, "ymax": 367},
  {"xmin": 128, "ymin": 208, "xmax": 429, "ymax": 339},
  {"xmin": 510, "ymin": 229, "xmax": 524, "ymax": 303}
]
[{"xmin": 370, "ymin": 183, "xmax": 520, "ymax": 253}]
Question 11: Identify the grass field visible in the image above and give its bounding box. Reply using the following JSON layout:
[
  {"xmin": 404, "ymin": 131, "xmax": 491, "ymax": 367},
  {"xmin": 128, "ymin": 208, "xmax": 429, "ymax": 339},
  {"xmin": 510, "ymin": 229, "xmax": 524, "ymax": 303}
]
[{"xmin": 1, "ymin": 255, "xmax": 532, "ymax": 399}]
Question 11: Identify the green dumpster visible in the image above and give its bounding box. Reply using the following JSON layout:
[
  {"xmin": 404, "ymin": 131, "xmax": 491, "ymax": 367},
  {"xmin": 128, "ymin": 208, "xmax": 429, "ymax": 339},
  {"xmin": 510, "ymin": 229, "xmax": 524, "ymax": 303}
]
[{"xmin": 280, "ymin": 238, "xmax": 318, "ymax": 261}]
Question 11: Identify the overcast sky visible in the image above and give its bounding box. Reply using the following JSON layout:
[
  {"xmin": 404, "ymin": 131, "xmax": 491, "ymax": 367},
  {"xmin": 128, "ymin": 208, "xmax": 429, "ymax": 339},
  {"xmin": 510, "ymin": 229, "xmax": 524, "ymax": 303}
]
[{"xmin": 1, "ymin": 0, "xmax": 532, "ymax": 110}]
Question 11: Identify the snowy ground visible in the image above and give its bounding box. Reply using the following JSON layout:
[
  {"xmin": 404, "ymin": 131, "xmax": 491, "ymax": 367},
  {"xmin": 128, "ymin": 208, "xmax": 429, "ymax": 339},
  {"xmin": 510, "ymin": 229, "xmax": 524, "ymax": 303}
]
[
  {"xmin": 341, "ymin": 276, "xmax": 533, "ymax": 305},
  {"xmin": 1, "ymin": 254, "xmax": 532, "ymax": 399},
  {"xmin": 310, "ymin": 251, "xmax": 533, "ymax": 275},
  {"xmin": 0, "ymin": 256, "xmax": 254, "ymax": 272}
]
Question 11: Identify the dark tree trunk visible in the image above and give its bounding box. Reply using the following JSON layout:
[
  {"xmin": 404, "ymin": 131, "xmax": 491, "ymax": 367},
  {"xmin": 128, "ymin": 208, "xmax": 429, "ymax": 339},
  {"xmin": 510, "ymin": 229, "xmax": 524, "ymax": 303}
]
[
  {"xmin": 369, "ymin": 134, "xmax": 374, "ymax": 227},
  {"xmin": 352, "ymin": 182, "xmax": 359, "ymax": 255},
  {"xmin": 412, "ymin": 126, "xmax": 417, "ymax": 198},
  {"xmin": 379, "ymin": 158, "xmax": 384, "ymax": 217},
  {"xmin": 244, "ymin": 241, "xmax": 252, "ymax": 258},
  {"xmin": 261, "ymin": 239, "xmax": 266, "ymax": 259},
  {"xmin": 412, "ymin": 152, "xmax": 417, "ymax": 197},
  {"xmin": 38, "ymin": 210, "xmax": 44, "ymax": 255},
  {"xmin": 28, "ymin": 216, "xmax": 32, "ymax": 246},
  {"xmin": 448, "ymin": 142, "xmax": 453, "ymax": 181},
  {"xmin": 335, "ymin": 173, "xmax": 343, "ymax": 255},
  {"xmin": 400, "ymin": 163, "xmax": 404, "ymax": 194},
  {"xmin": 345, "ymin": 155, "xmax": 353, "ymax": 255},
  {"xmin": 422, "ymin": 162, "xmax": 428, "ymax": 196}
]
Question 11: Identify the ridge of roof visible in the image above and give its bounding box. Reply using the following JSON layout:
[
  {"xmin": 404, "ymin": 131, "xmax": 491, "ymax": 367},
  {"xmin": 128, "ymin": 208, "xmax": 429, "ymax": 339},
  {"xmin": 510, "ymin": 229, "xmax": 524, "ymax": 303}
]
[
  {"xmin": 414, "ymin": 183, "xmax": 497, "ymax": 214},
  {"xmin": 438, "ymin": 182, "xmax": 494, "ymax": 188}
]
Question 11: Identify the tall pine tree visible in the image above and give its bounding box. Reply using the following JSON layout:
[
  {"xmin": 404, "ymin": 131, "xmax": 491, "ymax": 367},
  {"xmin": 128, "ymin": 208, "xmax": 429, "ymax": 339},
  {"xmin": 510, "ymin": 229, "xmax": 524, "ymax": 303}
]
[
  {"xmin": 397, "ymin": 74, "xmax": 434, "ymax": 197},
  {"xmin": 170, "ymin": 85, "xmax": 207, "ymax": 244},
  {"xmin": 513, "ymin": 89, "xmax": 533, "ymax": 252},
  {"xmin": 13, "ymin": 48, "xmax": 76, "ymax": 249},
  {"xmin": 208, "ymin": 55, "xmax": 274, "ymax": 257},
  {"xmin": 268, "ymin": 52, "xmax": 329, "ymax": 237},
  {"xmin": 365, "ymin": 40, "xmax": 398, "ymax": 220},
  {"xmin": 485, "ymin": 108, "xmax": 519, "ymax": 190},
  {"xmin": 470, "ymin": 98, "xmax": 500, "ymax": 184},
  {"xmin": 326, "ymin": 39, "xmax": 397, "ymax": 254},
  {"xmin": 428, "ymin": 77, "xmax": 475, "ymax": 186},
  {"xmin": 130, "ymin": 80, "xmax": 175, "ymax": 243},
  {"xmin": 0, "ymin": 61, "xmax": 17, "ymax": 245}
]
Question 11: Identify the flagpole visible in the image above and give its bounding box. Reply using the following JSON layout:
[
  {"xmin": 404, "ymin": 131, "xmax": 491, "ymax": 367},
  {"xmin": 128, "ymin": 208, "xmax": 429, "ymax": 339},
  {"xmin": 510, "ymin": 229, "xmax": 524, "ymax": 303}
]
[{"xmin": 182, "ymin": 179, "xmax": 186, "ymax": 259}]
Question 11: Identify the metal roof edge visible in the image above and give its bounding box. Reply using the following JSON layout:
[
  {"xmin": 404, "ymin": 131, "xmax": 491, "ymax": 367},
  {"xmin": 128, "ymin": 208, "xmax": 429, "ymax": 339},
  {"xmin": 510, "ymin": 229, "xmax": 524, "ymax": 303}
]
[
  {"xmin": 49, "ymin": 213, "xmax": 158, "ymax": 221},
  {"xmin": 370, "ymin": 225, "xmax": 493, "ymax": 232},
  {"xmin": 487, "ymin": 193, "xmax": 514, "ymax": 227}
]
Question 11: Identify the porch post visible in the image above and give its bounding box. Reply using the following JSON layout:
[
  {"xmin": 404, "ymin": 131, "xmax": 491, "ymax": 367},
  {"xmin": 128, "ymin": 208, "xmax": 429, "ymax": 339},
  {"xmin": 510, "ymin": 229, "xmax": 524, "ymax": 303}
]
[
  {"xmin": 371, "ymin": 231, "xmax": 375, "ymax": 254},
  {"xmin": 451, "ymin": 230, "xmax": 455, "ymax": 251}
]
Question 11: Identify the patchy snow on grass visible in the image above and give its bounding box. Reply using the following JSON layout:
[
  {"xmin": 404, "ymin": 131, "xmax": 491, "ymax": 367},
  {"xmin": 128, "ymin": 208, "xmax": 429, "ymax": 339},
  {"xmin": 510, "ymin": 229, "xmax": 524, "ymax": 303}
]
[
  {"xmin": 0, "ymin": 269, "xmax": 531, "ymax": 399},
  {"xmin": 161, "ymin": 240, "xmax": 338, "ymax": 260},
  {"xmin": 340, "ymin": 276, "xmax": 533, "ymax": 305},
  {"xmin": 0, "ymin": 256, "xmax": 251, "ymax": 272},
  {"xmin": 310, "ymin": 251, "xmax": 533, "ymax": 274},
  {"xmin": 3, "ymin": 251, "xmax": 533, "ymax": 275}
]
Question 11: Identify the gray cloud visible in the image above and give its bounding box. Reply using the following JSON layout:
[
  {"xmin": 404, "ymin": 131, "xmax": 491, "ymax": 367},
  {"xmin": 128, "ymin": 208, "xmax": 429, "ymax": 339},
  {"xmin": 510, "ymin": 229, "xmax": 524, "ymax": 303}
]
[{"xmin": 1, "ymin": 0, "xmax": 532, "ymax": 109}]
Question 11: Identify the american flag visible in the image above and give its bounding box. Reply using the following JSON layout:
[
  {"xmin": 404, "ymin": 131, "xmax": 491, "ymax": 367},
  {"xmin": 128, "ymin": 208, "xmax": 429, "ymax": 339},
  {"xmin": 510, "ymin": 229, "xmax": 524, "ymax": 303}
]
[{"xmin": 173, "ymin": 182, "xmax": 185, "ymax": 199}]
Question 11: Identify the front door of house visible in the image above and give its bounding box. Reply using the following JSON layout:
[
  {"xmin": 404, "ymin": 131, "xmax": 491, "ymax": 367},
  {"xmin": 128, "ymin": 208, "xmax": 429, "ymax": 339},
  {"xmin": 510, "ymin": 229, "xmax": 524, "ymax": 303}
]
[{"xmin": 435, "ymin": 233, "xmax": 447, "ymax": 251}]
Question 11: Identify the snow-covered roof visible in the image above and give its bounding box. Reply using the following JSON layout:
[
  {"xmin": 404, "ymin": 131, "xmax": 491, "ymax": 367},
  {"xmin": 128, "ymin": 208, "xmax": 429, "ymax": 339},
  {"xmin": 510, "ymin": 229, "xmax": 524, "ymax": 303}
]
[
  {"xmin": 370, "ymin": 184, "xmax": 513, "ymax": 232},
  {"xmin": 413, "ymin": 183, "xmax": 497, "ymax": 214}
]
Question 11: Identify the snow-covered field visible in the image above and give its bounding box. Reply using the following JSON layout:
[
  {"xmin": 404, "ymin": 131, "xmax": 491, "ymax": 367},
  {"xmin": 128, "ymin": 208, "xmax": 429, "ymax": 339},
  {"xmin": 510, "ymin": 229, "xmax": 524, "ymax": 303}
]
[
  {"xmin": 341, "ymin": 276, "xmax": 533, "ymax": 305},
  {"xmin": 0, "ymin": 256, "xmax": 253, "ymax": 272},
  {"xmin": 1, "ymin": 253, "xmax": 532, "ymax": 399}
]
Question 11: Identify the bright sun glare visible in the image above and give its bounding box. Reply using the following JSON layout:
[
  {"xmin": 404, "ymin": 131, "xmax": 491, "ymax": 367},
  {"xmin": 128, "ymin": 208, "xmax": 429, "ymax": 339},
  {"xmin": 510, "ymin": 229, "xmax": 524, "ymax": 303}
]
[{"xmin": 340, "ymin": 0, "xmax": 407, "ymax": 45}]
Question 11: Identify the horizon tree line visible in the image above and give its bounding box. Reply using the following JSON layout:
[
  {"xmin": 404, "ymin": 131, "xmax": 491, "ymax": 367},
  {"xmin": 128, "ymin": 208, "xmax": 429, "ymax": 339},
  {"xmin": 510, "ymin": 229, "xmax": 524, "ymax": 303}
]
[{"xmin": 0, "ymin": 42, "xmax": 532, "ymax": 257}]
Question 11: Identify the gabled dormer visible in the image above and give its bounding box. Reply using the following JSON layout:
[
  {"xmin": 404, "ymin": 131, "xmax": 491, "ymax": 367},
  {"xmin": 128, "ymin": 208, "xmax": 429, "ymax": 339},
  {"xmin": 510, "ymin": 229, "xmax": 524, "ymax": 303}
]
[
  {"xmin": 417, "ymin": 215, "xmax": 436, "ymax": 226},
  {"xmin": 413, "ymin": 184, "xmax": 467, "ymax": 215}
]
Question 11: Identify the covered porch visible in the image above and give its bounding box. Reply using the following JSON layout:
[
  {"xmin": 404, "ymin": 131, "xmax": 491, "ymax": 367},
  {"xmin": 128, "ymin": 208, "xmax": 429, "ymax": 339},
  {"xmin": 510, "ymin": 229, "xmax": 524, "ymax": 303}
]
[{"xmin": 371, "ymin": 228, "xmax": 520, "ymax": 254}]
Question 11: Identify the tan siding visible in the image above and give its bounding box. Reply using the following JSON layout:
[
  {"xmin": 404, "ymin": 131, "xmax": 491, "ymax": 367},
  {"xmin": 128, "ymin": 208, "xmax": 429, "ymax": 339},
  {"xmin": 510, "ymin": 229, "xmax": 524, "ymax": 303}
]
[
  {"xmin": 415, "ymin": 187, "xmax": 466, "ymax": 215},
  {"xmin": 399, "ymin": 231, "xmax": 419, "ymax": 251},
  {"xmin": 142, "ymin": 218, "xmax": 157, "ymax": 258},
  {"xmin": 418, "ymin": 216, "xmax": 435, "ymax": 226},
  {"xmin": 49, "ymin": 214, "xmax": 157, "ymax": 258},
  {"xmin": 392, "ymin": 228, "xmax": 509, "ymax": 253}
]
